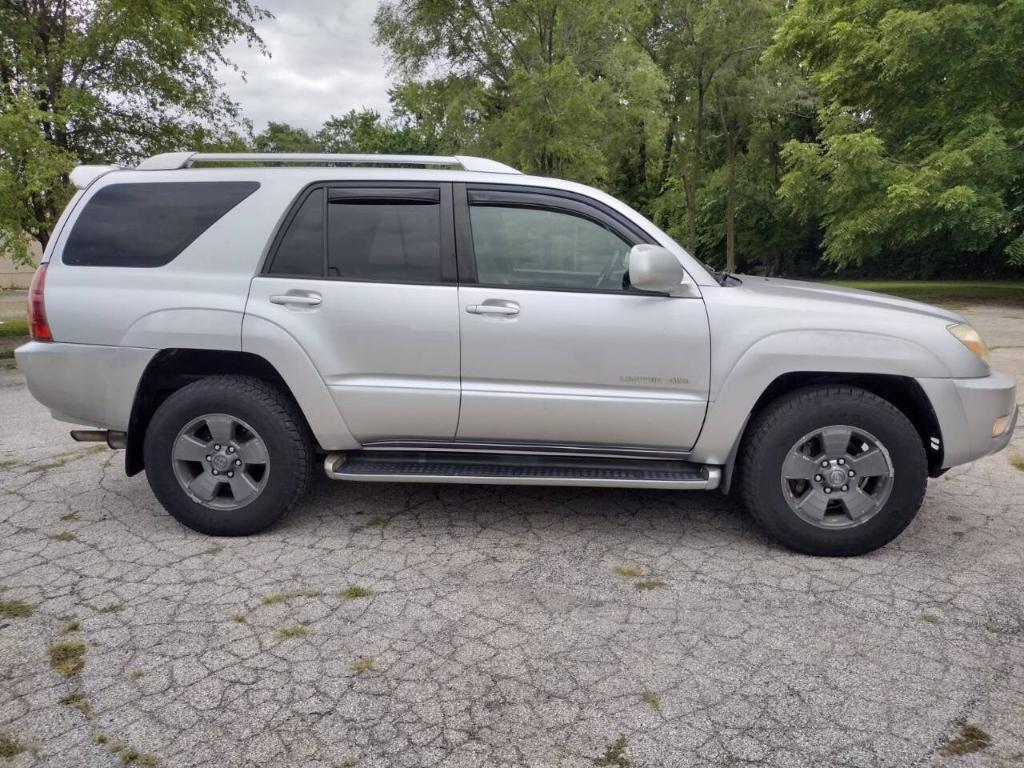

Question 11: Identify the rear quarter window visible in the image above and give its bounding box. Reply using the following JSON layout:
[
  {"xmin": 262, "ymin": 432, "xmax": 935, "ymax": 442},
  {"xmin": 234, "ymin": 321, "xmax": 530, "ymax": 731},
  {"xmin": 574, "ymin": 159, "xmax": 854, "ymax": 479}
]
[{"xmin": 63, "ymin": 181, "xmax": 259, "ymax": 267}]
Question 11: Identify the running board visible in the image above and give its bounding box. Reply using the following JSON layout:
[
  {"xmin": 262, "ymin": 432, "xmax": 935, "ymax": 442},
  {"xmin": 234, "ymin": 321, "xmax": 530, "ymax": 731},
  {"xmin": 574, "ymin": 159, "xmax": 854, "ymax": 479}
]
[{"xmin": 324, "ymin": 450, "xmax": 720, "ymax": 490}]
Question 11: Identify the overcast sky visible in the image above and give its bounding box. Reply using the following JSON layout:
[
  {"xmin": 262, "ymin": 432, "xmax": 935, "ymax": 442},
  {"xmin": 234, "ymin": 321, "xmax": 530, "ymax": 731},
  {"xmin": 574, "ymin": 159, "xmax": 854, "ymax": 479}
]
[{"xmin": 217, "ymin": 0, "xmax": 395, "ymax": 132}]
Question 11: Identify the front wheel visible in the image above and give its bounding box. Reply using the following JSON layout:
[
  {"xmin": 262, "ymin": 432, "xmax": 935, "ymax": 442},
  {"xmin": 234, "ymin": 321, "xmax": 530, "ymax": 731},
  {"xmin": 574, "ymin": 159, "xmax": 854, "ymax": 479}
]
[
  {"xmin": 738, "ymin": 385, "xmax": 928, "ymax": 556},
  {"xmin": 143, "ymin": 376, "xmax": 313, "ymax": 536}
]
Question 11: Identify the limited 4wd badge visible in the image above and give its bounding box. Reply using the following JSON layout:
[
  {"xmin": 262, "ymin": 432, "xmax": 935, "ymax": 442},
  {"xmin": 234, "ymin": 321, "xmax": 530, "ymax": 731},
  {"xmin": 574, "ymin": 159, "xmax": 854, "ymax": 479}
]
[{"xmin": 619, "ymin": 376, "xmax": 689, "ymax": 386}]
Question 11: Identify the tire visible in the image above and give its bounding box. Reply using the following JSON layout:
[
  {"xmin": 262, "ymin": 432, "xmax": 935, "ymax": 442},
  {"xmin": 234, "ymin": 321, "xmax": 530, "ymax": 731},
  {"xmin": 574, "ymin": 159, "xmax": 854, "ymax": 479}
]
[
  {"xmin": 143, "ymin": 375, "xmax": 314, "ymax": 536},
  {"xmin": 738, "ymin": 385, "xmax": 927, "ymax": 556}
]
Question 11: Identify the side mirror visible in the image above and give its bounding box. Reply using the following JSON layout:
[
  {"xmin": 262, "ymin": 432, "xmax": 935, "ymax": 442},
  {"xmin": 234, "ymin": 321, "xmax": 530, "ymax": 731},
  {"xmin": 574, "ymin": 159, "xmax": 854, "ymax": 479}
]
[{"xmin": 627, "ymin": 244, "xmax": 692, "ymax": 296}]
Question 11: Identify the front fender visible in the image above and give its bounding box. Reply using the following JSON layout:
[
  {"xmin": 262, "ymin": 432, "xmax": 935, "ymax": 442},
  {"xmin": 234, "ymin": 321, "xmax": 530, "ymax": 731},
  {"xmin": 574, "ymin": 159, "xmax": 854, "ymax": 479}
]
[{"xmin": 691, "ymin": 329, "xmax": 952, "ymax": 464}]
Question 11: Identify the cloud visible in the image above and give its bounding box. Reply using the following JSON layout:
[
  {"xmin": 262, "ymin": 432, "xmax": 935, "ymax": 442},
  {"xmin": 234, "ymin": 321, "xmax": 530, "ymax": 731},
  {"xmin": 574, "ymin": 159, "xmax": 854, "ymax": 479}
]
[{"xmin": 217, "ymin": 0, "xmax": 395, "ymax": 132}]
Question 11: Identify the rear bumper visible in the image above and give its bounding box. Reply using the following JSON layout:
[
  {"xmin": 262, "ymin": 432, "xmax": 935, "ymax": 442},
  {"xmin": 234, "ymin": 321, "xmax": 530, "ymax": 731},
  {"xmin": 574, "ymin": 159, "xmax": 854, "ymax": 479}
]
[
  {"xmin": 917, "ymin": 371, "xmax": 1018, "ymax": 469},
  {"xmin": 15, "ymin": 341, "xmax": 155, "ymax": 430}
]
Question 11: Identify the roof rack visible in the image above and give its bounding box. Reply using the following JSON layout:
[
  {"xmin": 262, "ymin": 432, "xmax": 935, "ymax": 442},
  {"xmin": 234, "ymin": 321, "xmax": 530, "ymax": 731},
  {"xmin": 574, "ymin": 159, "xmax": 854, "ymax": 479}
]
[{"xmin": 135, "ymin": 152, "xmax": 521, "ymax": 174}]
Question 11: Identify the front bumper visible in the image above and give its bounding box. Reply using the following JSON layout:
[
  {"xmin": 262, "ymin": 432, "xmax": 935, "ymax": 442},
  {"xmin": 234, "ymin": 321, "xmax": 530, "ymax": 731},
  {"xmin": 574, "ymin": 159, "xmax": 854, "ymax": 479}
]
[{"xmin": 917, "ymin": 371, "xmax": 1018, "ymax": 469}]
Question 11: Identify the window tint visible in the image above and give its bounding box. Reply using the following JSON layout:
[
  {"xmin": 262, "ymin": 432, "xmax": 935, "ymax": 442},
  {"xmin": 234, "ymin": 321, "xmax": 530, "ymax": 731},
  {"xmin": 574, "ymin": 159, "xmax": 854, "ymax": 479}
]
[
  {"xmin": 64, "ymin": 181, "xmax": 258, "ymax": 267},
  {"xmin": 327, "ymin": 197, "xmax": 441, "ymax": 283},
  {"xmin": 469, "ymin": 205, "xmax": 632, "ymax": 291},
  {"xmin": 268, "ymin": 189, "xmax": 324, "ymax": 276}
]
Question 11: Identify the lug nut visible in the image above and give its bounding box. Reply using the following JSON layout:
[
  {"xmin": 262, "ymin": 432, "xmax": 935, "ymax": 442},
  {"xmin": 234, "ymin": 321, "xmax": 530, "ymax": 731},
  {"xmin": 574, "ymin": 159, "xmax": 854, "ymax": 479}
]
[
  {"xmin": 821, "ymin": 460, "xmax": 829, "ymax": 468},
  {"xmin": 212, "ymin": 469, "xmax": 219, "ymax": 476},
  {"xmin": 848, "ymin": 469, "xmax": 855, "ymax": 477},
  {"xmin": 214, "ymin": 444, "xmax": 221, "ymax": 450},
  {"xmin": 837, "ymin": 458, "xmax": 845, "ymax": 465},
  {"xmin": 824, "ymin": 487, "xmax": 832, "ymax": 494},
  {"xmin": 228, "ymin": 446, "xmax": 235, "ymax": 453},
  {"xmin": 227, "ymin": 471, "xmax": 234, "ymax": 478},
  {"xmin": 235, "ymin": 459, "xmax": 241, "ymax": 466},
  {"xmin": 841, "ymin": 484, "xmax": 848, "ymax": 491},
  {"xmin": 814, "ymin": 474, "xmax": 822, "ymax": 482},
  {"xmin": 205, "ymin": 455, "xmax": 211, "ymax": 462}
]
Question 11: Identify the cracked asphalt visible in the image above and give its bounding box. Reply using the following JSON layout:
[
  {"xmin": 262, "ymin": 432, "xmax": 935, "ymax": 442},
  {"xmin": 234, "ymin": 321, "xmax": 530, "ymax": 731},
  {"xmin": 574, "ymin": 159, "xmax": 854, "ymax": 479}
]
[{"xmin": 1, "ymin": 305, "xmax": 1022, "ymax": 768}]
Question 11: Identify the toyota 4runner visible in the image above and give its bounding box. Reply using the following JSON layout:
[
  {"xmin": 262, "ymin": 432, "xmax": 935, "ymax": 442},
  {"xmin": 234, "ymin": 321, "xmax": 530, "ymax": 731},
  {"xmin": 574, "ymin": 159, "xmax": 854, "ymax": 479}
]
[{"xmin": 15, "ymin": 152, "xmax": 1019, "ymax": 555}]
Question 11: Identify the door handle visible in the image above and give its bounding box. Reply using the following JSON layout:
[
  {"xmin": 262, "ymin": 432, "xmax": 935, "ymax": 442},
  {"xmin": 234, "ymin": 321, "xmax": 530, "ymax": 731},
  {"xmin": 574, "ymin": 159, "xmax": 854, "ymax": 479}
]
[
  {"xmin": 270, "ymin": 292, "xmax": 322, "ymax": 307},
  {"xmin": 466, "ymin": 300, "xmax": 519, "ymax": 317}
]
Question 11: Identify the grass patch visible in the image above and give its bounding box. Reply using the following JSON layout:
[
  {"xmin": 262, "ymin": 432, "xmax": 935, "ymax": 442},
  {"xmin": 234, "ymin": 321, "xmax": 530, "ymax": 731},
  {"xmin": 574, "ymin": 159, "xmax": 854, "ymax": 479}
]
[
  {"xmin": 60, "ymin": 511, "xmax": 79, "ymax": 522},
  {"xmin": 262, "ymin": 589, "xmax": 320, "ymax": 605},
  {"xmin": 919, "ymin": 612, "xmax": 940, "ymax": 624},
  {"xmin": 0, "ymin": 350, "xmax": 13, "ymax": 360},
  {"xmin": 48, "ymin": 531, "xmax": 75, "ymax": 542},
  {"xmin": 128, "ymin": 670, "xmax": 144, "ymax": 680},
  {"xmin": 60, "ymin": 620, "xmax": 80, "ymax": 634},
  {"xmin": 612, "ymin": 565, "xmax": 644, "ymax": 579},
  {"xmin": 635, "ymin": 579, "xmax": 666, "ymax": 591},
  {"xmin": 232, "ymin": 613, "xmax": 247, "ymax": 624},
  {"xmin": 365, "ymin": 515, "xmax": 388, "ymax": 528},
  {"xmin": 829, "ymin": 280, "xmax": 1024, "ymax": 306},
  {"xmin": 985, "ymin": 619, "xmax": 1000, "ymax": 634},
  {"xmin": 337, "ymin": 585, "xmax": 374, "ymax": 600},
  {"xmin": 29, "ymin": 445, "xmax": 106, "ymax": 472},
  {"xmin": 47, "ymin": 639, "xmax": 86, "ymax": 677},
  {"xmin": 0, "ymin": 318, "xmax": 28, "ymax": 337},
  {"xmin": 640, "ymin": 691, "xmax": 661, "ymax": 711},
  {"xmin": 0, "ymin": 458, "xmax": 18, "ymax": 469},
  {"xmin": 276, "ymin": 626, "xmax": 308, "ymax": 639},
  {"xmin": 352, "ymin": 657, "xmax": 374, "ymax": 675},
  {"xmin": 59, "ymin": 691, "xmax": 93, "ymax": 719},
  {"xmin": 96, "ymin": 603, "xmax": 122, "ymax": 614},
  {"xmin": 203, "ymin": 543, "xmax": 224, "ymax": 555},
  {"xmin": 0, "ymin": 599, "xmax": 32, "ymax": 619},
  {"xmin": 939, "ymin": 724, "xmax": 992, "ymax": 756},
  {"xmin": 1007, "ymin": 453, "xmax": 1024, "ymax": 472},
  {"xmin": 0, "ymin": 733, "xmax": 26, "ymax": 759},
  {"xmin": 592, "ymin": 734, "xmax": 631, "ymax": 767}
]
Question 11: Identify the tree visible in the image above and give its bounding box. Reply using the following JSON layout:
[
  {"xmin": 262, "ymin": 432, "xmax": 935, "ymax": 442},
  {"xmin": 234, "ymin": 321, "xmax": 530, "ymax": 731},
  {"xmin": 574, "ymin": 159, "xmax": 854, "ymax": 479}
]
[
  {"xmin": 0, "ymin": 0, "xmax": 268, "ymax": 261},
  {"xmin": 773, "ymin": 0, "xmax": 1024, "ymax": 273}
]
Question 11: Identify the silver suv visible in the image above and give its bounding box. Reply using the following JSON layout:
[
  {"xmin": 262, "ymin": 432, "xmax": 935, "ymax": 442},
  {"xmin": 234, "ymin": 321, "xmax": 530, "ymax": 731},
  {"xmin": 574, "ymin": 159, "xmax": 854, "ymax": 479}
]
[{"xmin": 16, "ymin": 152, "xmax": 1018, "ymax": 555}]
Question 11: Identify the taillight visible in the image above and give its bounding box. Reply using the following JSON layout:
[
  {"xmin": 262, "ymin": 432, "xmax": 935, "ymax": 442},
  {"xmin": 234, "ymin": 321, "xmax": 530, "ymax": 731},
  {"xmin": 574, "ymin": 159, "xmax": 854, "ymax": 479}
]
[{"xmin": 28, "ymin": 264, "xmax": 52, "ymax": 342}]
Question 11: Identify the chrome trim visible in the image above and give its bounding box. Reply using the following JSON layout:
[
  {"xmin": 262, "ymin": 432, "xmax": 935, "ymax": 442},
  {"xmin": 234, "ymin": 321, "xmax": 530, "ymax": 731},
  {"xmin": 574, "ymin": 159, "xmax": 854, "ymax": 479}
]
[
  {"xmin": 324, "ymin": 452, "xmax": 720, "ymax": 490},
  {"xmin": 357, "ymin": 439, "xmax": 691, "ymax": 461}
]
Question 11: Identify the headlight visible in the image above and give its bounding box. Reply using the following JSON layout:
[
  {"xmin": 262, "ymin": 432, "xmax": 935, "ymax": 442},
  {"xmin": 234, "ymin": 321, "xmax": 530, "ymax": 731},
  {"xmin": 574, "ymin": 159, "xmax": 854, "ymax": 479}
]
[{"xmin": 948, "ymin": 322, "xmax": 990, "ymax": 365}]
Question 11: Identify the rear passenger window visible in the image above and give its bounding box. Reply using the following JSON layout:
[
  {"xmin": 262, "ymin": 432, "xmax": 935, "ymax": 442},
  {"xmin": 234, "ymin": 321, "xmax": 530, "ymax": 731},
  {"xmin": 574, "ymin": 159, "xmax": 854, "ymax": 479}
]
[
  {"xmin": 326, "ymin": 189, "xmax": 442, "ymax": 283},
  {"xmin": 63, "ymin": 182, "xmax": 258, "ymax": 267},
  {"xmin": 268, "ymin": 189, "xmax": 324, "ymax": 276}
]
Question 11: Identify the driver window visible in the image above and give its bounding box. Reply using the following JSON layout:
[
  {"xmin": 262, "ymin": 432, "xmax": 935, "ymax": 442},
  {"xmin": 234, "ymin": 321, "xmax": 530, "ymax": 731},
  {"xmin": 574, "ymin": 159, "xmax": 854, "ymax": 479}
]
[{"xmin": 469, "ymin": 205, "xmax": 632, "ymax": 291}]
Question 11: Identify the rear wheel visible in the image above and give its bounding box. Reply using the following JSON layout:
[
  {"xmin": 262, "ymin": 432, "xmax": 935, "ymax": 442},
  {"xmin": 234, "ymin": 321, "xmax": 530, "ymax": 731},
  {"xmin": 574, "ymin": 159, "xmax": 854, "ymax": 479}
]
[
  {"xmin": 144, "ymin": 376, "xmax": 313, "ymax": 535},
  {"xmin": 739, "ymin": 385, "xmax": 928, "ymax": 556}
]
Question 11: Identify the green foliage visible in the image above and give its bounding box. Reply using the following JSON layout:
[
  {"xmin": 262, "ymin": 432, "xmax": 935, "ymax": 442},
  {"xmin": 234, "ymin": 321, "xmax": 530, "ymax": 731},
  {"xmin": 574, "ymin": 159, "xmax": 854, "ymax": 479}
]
[
  {"xmin": 773, "ymin": 0, "xmax": 1024, "ymax": 273},
  {"xmin": 0, "ymin": 0, "xmax": 269, "ymax": 262}
]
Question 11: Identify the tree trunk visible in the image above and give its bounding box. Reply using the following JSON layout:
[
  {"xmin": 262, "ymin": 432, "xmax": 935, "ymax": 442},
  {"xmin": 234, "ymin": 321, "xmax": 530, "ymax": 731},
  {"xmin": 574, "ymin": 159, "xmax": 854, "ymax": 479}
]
[{"xmin": 725, "ymin": 140, "xmax": 737, "ymax": 272}]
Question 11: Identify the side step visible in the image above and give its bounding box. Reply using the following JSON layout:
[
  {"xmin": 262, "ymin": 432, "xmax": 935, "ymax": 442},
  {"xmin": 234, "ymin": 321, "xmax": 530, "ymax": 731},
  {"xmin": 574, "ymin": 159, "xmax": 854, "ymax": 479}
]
[{"xmin": 324, "ymin": 450, "xmax": 720, "ymax": 490}]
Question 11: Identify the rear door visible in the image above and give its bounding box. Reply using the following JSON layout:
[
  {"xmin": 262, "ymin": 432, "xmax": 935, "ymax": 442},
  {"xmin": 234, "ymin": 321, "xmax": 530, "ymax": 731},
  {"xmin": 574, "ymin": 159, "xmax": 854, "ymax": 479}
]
[
  {"xmin": 455, "ymin": 185, "xmax": 710, "ymax": 450},
  {"xmin": 246, "ymin": 182, "xmax": 461, "ymax": 441}
]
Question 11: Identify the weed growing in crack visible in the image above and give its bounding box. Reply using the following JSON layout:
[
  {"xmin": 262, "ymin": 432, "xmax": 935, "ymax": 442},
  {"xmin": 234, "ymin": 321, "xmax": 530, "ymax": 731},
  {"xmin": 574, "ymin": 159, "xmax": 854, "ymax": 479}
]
[
  {"xmin": 592, "ymin": 734, "xmax": 631, "ymax": 767},
  {"xmin": 939, "ymin": 724, "xmax": 991, "ymax": 755},
  {"xmin": 0, "ymin": 599, "xmax": 32, "ymax": 618},
  {"xmin": 232, "ymin": 613, "xmax": 247, "ymax": 623},
  {"xmin": 60, "ymin": 512, "xmax": 79, "ymax": 522},
  {"xmin": 1008, "ymin": 453, "xmax": 1024, "ymax": 472},
  {"xmin": 203, "ymin": 543, "xmax": 224, "ymax": 555},
  {"xmin": 919, "ymin": 612, "xmax": 940, "ymax": 624},
  {"xmin": 48, "ymin": 531, "xmax": 75, "ymax": 542},
  {"xmin": 96, "ymin": 604, "xmax": 123, "ymax": 614},
  {"xmin": 277, "ymin": 626, "xmax": 308, "ymax": 639},
  {"xmin": 262, "ymin": 590, "xmax": 320, "ymax": 605},
  {"xmin": 0, "ymin": 458, "xmax": 19, "ymax": 469},
  {"xmin": 59, "ymin": 691, "xmax": 93, "ymax": 719},
  {"xmin": 985, "ymin": 620, "xmax": 1000, "ymax": 634},
  {"xmin": 641, "ymin": 691, "xmax": 661, "ymax": 711},
  {"xmin": 60, "ymin": 620, "xmax": 80, "ymax": 634},
  {"xmin": 352, "ymin": 658, "xmax": 374, "ymax": 675},
  {"xmin": 365, "ymin": 516, "xmax": 388, "ymax": 528},
  {"xmin": 612, "ymin": 565, "xmax": 643, "ymax": 579},
  {"xmin": 129, "ymin": 670, "xmax": 144, "ymax": 680},
  {"xmin": 0, "ymin": 733, "xmax": 27, "ymax": 759},
  {"xmin": 337, "ymin": 585, "xmax": 374, "ymax": 600},
  {"xmin": 47, "ymin": 639, "xmax": 86, "ymax": 677}
]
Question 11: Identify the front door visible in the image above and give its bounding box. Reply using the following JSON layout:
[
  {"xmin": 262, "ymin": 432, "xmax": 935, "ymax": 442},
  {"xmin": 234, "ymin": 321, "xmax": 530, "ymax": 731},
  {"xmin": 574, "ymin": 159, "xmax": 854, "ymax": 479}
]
[
  {"xmin": 246, "ymin": 182, "xmax": 461, "ymax": 442},
  {"xmin": 455, "ymin": 186, "xmax": 710, "ymax": 450}
]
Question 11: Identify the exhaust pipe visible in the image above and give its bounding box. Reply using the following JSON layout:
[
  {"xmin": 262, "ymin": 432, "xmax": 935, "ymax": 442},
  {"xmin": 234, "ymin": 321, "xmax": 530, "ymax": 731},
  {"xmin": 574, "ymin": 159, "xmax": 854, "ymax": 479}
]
[{"xmin": 70, "ymin": 430, "xmax": 127, "ymax": 450}]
